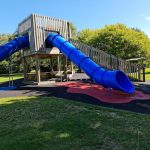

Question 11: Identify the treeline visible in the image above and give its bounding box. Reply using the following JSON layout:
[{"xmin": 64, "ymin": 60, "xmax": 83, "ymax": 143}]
[{"xmin": 0, "ymin": 34, "xmax": 14, "ymax": 45}]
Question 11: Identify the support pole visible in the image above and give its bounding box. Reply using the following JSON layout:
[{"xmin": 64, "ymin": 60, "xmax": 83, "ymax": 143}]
[
  {"xmin": 35, "ymin": 55, "xmax": 41, "ymax": 83},
  {"xmin": 11, "ymin": 58, "xmax": 13, "ymax": 87},
  {"xmin": 58, "ymin": 54, "xmax": 62, "ymax": 82},
  {"xmin": 9, "ymin": 56, "xmax": 13, "ymax": 87},
  {"xmin": 8, "ymin": 59, "xmax": 11, "ymax": 87},
  {"xmin": 71, "ymin": 61, "xmax": 74, "ymax": 74},
  {"xmin": 60, "ymin": 55, "xmax": 62, "ymax": 82},
  {"xmin": 57, "ymin": 55, "xmax": 60, "ymax": 73},
  {"xmin": 51, "ymin": 57, "xmax": 54, "ymax": 72},
  {"xmin": 65, "ymin": 57, "xmax": 68, "ymax": 81},
  {"xmin": 143, "ymin": 65, "xmax": 146, "ymax": 82},
  {"xmin": 57, "ymin": 55, "xmax": 60, "ymax": 81},
  {"xmin": 138, "ymin": 66, "xmax": 141, "ymax": 81},
  {"xmin": 23, "ymin": 57, "xmax": 27, "ymax": 81}
]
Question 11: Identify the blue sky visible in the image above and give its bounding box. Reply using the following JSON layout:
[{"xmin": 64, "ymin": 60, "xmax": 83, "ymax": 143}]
[{"xmin": 0, "ymin": 0, "xmax": 150, "ymax": 37}]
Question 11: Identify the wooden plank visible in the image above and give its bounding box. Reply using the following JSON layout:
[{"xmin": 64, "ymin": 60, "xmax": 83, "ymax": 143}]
[{"xmin": 34, "ymin": 14, "xmax": 39, "ymax": 51}]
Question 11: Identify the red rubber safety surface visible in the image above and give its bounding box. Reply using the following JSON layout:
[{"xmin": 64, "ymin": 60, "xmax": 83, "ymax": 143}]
[{"xmin": 56, "ymin": 82, "xmax": 150, "ymax": 104}]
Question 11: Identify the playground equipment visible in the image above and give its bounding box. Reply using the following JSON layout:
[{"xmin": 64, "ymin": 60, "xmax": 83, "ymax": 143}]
[
  {"xmin": 0, "ymin": 14, "xmax": 136, "ymax": 94},
  {"xmin": 17, "ymin": 14, "xmax": 145, "ymax": 83},
  {"xmin": 0, "ymin": 36, "xmax": 29, "ymax": 62},
  {"xmin": 18, "ymin": 14, "xmax": 72, "ymax": 83},
  {"xmin": 46, "ymin": 34, "xmax": 135, "ymax": 94}
]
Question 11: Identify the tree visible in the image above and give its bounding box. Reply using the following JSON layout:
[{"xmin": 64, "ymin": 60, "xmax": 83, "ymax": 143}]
[
  {"xmin": 0, "ymin": 60, "xmax": 9, "ymax": 74},
  {"xmin": 78, "ymin": 24, "xmax": 150, "ymax": 62},
  {"xmin": 69, "ymin": 22, "xmax": 77, "ymax": 39}
]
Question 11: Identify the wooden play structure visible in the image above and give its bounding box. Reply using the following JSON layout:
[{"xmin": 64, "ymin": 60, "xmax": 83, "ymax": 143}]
[
  {"xmin": 18, "ymin": 14, "xmax": 145, "ymax": 84},
  {"xmin": 18, "ymin": 14, "xmax": 73, "ymax": 84}
]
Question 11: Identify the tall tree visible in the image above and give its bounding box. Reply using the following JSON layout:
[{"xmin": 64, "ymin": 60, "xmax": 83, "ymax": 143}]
[{"xmin": 78, "ymin": 24, "xmax": 150, "ymax": 62}]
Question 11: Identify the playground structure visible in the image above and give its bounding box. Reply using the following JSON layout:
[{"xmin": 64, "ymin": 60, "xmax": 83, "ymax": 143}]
[
  {"xmin": 18, "ymin": 14, "xmax": 72, "ymax": 83},
  {"xmin": 1, "ymin": 13, "xmax": 147, "ymax": 93},
  {"xmin": 46, "ymin": 33, "xmax": 135, "ymax": 93},
  {"xmin": 17, "ymin": 14, "xmax": 145, "ymax": 84}
]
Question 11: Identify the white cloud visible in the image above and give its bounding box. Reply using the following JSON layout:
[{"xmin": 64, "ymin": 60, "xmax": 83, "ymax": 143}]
[
  {"xmin": 145, "ymin": 16, "xmax": 150, "ymax": 21},
  {"xmin": 140, "ymin": 14, "xmax": 150, "ymax": 21}
]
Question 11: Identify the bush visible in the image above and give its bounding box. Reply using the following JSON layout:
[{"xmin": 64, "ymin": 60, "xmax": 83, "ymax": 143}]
[
  {"xmin": 78, "ymin": 24, "xmax": 150, "ymax": 65},
  {"xmin": 0, "ymin": 60, "xmax": 9, "ymax": 74}
]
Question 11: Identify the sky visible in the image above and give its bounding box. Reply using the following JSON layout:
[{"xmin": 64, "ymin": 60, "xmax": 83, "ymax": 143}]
[{"xmin": 0, "ymin": 0, "xmax": 150, "ymax": 37}]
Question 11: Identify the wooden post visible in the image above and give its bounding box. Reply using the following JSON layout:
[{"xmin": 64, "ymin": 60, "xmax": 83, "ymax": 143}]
[
  {"xmin": 57, "ymin": 55, "xmax": 60, "ymax": 72},
  {"xmin": 110, "ymin": 55, "xmax": 113, "ymax": 70},
  {"xmin": 23, "ymin": 57, "xmax": 27, "ymax": 81},
  {"xmin": 117, "ymin": 57, "xmax": 119, "ymax": 70},
  {"xmin": 142, "ymin": 65, "xmax": 146, "ymax": 82},
  {"xmin": 71, "ymin": 62, "xmax": 74, "ymax": 74},
  {"xmin": 60, "ymin": 55, "xmax": 63, "ymax": 82},
  {"xmin": 58, "ymin": 54, "xmax": 62, "ymax": 82},
  {"xmin": 51, "ymin": 57, "xmax": 54, "ymax": 72},
  {"xmin": 35, "ymin": 56, "xmax": 41, "ymax": 83},
  {"xmin": 65, "ymin": 57, "xmax": 68, "ymax": 81},
  {"xmin": 138, "ymin": 66, "xmax": 141, "ymax": 81}
]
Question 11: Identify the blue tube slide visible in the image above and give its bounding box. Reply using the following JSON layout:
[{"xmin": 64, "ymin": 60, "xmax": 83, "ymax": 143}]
[
  {"xmin": 46, "ymin": 33, "xmax": 135, "ymax": 94},
  {"xmin": 0, "ymin": 36, "xmax": 29, "ymax": 62}
]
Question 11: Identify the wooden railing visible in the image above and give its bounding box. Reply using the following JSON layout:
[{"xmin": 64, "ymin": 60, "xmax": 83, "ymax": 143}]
[{"xmin": 70, "ymin": 39, "xmax": 145, "ymax": 82}]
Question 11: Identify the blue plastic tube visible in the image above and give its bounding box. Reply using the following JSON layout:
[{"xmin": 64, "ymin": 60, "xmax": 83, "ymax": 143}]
[
  {"xmin": 46, "ymin": 33, "xmax": 135, "ymax": 94},
  {"xmin": 0, "ymin": 36, "xmax": 29, "ymax": 62}
]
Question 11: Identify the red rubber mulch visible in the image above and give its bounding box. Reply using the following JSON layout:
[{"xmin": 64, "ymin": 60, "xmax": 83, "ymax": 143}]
[{"xmin": 56, "ymin": 81, "xmax": 150, "ymax": 104}]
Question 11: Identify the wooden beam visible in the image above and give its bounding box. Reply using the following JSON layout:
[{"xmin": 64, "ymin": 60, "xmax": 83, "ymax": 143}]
[
  {"xmin": 35, "ymin": 55, "xmax": 41, "ymax": 83},
  {"xmin": 23, "ymin": 56, "xmax": 27, "ymax": 81}
]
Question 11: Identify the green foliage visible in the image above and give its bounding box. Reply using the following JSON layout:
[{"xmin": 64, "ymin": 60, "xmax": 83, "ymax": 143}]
[
  {"xmin": 0, "ymin": 34, "xmax": 14, "ymax": 45},
  {"xmin": 145, "ymin": 68, "xmax": 150, "ymax": 81},
  {"xmin": 78, "ymin": 29, "xmax": 100, "ymax": 44},
  {"xmin": 78, "ymin": 24, "xmax": 150, "ymax": 64},
  {"xmin": 70, "ymin": 22, "xmax": 77, "ymax": 39},
  {"xmin": 0, "ymin": 60, "xmax": 9, "ymax": 74}
]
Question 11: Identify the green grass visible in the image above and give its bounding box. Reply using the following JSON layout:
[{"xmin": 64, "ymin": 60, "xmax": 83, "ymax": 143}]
[
  {"xmin": 0, "ymin": 96, "xmax": 149, "ymax": 150},
  {"xmin": 0, "ymin": 74, "xmax": 23, "ymax": 83},
  {"xmin": 145, "ymin": 68, "xmax": 150, "ymax": 81}
]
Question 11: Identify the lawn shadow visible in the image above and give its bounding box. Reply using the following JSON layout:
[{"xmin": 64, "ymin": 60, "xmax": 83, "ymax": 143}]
[
  {"xmin": 0, "ymin": 79, "xmax": 150, "ymax": 114},
  {"xmin": 0, "ymin": 78, "xmax": 24, "ymax": 87},
  {"xmin": 135, "ymin": 82, "xmax": 150, "ymax": 95}
]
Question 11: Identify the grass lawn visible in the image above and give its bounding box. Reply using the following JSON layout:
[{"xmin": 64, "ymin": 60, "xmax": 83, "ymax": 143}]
[
  {"xmin": 145, "ymin": 68, "xmax": 150, "ymax": 81},
  {"xmin": 0, "ymin": 96, "xmax": 149, "ymax": 150},
  {"xmin": 0, "ymin": 74, "xmax": 23, "ymax": 83}
]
